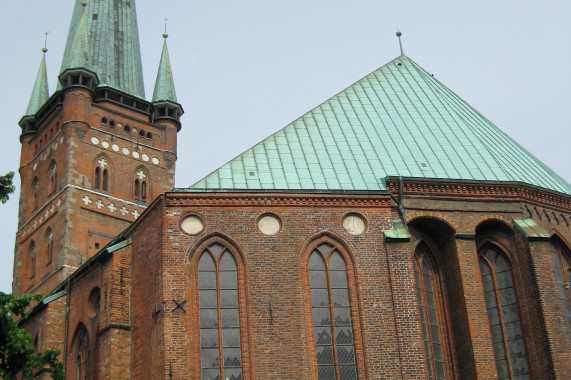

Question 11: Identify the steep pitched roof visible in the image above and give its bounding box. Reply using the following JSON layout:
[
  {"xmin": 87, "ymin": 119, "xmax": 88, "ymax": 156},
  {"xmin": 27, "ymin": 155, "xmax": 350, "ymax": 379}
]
[
  {"xmin": 152, "ymin": 39, "xmax": 178, "ymax": 103},
  {"xmin": 67, "ymin": 5, "xmax": 90, "ymax": 70},
  {"xmin": 58, "ymin": 0, "xmax": 145, "ymax": 98},
  {"xmin": 25, "ymin": 53, "xmax": 49, "ymax": 116},
  {"xmin": 189, "ymin": 55, "xmax": 571, "ymax": 195}
]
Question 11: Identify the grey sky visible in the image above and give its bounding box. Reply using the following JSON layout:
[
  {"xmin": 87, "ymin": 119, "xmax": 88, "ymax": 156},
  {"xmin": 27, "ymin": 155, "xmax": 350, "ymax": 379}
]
[{"xmin": 1, "ymin": 0, "xmax": 570, "ymax": 293}]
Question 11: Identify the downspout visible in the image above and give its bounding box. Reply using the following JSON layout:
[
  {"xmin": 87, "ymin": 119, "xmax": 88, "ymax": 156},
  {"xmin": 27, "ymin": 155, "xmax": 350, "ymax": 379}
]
[{"xmin": 63, "ymin": 277, "xmax": 71, "ymax": 370}]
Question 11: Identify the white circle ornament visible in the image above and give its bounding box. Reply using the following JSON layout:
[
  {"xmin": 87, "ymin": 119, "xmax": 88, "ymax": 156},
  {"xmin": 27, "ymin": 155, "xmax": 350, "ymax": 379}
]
[
  {"xmin": 132, "ymin": 151, "xmax": 140, "ymax": 159},
  {"xmin": 152, "ymin": 157, "xmax": 160, "ymax": 165},
  {"xmin": 142, "ymin": 154, "xmax": 149, "ymax": 162},
  {"xmin": 101, "ymin": 141, "xmax": 109, "ymax": 149},
  {"xmin": 343, "ymin": 214, "xmax": 366, "ymax": 235},
  {"xmin": 180, "ymin": 215, "xmax": 204, "ymax": 235},
  {"xmin": 258, "ymin": 214, "xmax": 281, "ymax": 236},
  {"xmin": 112, "ymin": 144, "xmax": 120, "ymax": 152},
  {"xmin": 122, "ymin": 148, "xmax": 130, "ymax": 155}
]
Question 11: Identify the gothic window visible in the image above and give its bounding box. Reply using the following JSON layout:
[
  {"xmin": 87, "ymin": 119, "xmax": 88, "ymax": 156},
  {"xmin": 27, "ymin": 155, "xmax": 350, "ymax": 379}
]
[
  {"xmin": 45, "ymin": 228, "xmax": 53, "ymax": 265},
  {"xmin": 549, "ymin": 241, "xmax": 571, "ymax": 346},
  {"xmin": 29, "ymin": 241, "xmax": 36, "ymax": 280},
  {"xmin": 198, "ymin": 243, "xmax": 243, "ymax": 380},
  {"xmin": 72, "ymin": 324, "xmax": 89, "ymax": 380},
  {"xmin": 413, "ymin": 244, "xmax": 446, "ymax": 380},
  {"xmin": 308, "ymin": 243, "xmax": 357, "ymax": 380},
  {"xmin": 479, "ymin": 246, "xmax": 529, "ymax": 379},
  {"xmin": 32, "ymin": 177, "xmax": 39, "ymax": 210},
  {"xmin": 49, "ymin": 160, "xmax": 57, "ymax": 195},
  {"xmin": 94, "ymin": 157, "xmax": 110, "ymax": 192},
  {"xmin": 133, "ymin": 169, "xmax": 149, "ymax": 202}
]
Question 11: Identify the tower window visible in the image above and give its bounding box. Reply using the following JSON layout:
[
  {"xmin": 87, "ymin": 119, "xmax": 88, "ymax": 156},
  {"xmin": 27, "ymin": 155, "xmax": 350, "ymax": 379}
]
[
  {"xmin": 139, "ymin": 130, "xmax": 145, "ymax": 138},
  {"xmin": 479, "ymin": 246, "xmax": 529, "ymax": 378},
  {"xmin": 146, "ymin": 132, "xmax": 152, "ymax": 140},
  {"xmin": 109, "ymin": 120, "xmax": 115, "ymax": 128},
  {"xmin": 308, "ymin": 243, "xmax": 357, "ymax": 380},
  {"xmin": 29, "ymin": 241, "xmax": 36, "ymax": 280},
  {"xmin": 101, "ymin": 117, "xmax": 108, "ymax": 126},
  {"xmin": 94, "ymin": 157, "xmax": 110, "ymax": 192},
  {"xmin": 49, "ymin": 160, "xmax": 57, "ymax": 195},
  {"xmin": 134, "ymin": 169, "xmax": 149, "ymax": 202},
  {"xmin": 45, "ymin": 228, "xmax": 53, "ymax": 265},
  {"xmin": 124, "ymin": 125, "xmax": 130, "ymax": 133},
  {"xmin": 32, "ymin": 177, "xmax": 39, "ymax": 210}
]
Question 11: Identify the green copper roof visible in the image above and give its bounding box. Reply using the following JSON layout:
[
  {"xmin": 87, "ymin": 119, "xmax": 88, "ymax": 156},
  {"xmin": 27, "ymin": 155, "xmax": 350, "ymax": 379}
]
[
  {"xmin": 152, "ymin": 39, "xmax": 177, "ymax": 103},
  {"xmin": 190, "ymin": 55, "xmax": 571, "ymax": 195},
  {"xmin": 58, "ymin": 0, "xmax": 145, "ymax": 98},
  {"xmin": 67, "ymin": 6, "xmax": 90, "ymax": 70},
  {"xmin": 25, "ymin": 53, "xmax": 49, "ymax": 116}
]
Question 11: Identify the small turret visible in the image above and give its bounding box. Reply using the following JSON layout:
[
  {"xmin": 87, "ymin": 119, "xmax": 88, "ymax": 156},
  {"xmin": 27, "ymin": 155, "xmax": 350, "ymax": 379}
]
[
  {"xmin": 58, "ymin": 1, "xmax": 99, "ymax": 93},
  {"xmin": 19, "ymin": 47, "xmax": 50, "ymax": 141},
  {"xmin": 152, "ymin": 32, "xmax": 183, "ymax": 131}
]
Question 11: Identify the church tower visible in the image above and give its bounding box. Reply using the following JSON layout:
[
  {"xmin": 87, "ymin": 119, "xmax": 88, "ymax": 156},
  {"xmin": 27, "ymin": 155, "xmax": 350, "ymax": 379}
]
[{"xmin": 13, "ymin": 0, "xmax": 182, "ymax": 296}]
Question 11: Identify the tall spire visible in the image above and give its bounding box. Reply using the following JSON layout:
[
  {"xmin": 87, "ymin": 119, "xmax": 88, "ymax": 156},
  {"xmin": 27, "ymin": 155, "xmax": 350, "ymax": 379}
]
[
  {"xmin": 25, "ymin": 48, "xmax": 50, "ymax": 116},
  {"xmin": 152, "ymin": 33, "xmax": 177, "ymax": 103},
  {"xmin": 58, "ymin": 0, "xmax": 145, "ymax": 98}
]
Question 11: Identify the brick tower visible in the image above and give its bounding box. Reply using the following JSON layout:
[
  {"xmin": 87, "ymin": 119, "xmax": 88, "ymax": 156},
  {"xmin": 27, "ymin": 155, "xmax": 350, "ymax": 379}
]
[{"xmin": 13, "ymin": 0, "xmax": 182, "ymax": 296}]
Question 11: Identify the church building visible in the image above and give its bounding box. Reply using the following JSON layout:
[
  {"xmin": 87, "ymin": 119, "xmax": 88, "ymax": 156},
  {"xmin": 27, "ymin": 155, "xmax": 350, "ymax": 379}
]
[{"xmin": 12, "ymin": 1, "xmax": 571, "ymax": 379}]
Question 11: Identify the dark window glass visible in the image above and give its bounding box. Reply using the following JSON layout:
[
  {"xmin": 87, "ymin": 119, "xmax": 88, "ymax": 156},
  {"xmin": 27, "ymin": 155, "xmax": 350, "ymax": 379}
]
[
  {"xmin": 309, "ymin": 243, "xmax": 357, "ymax": 380},
  {"xmin": 413, "ymin": 245, "xmax": 445, "ymax": 380},
  {"xmin": 199, "ymin": 245, "xmax": 242, "ymax": 380},
  {"xmin": 480, "ymin": 246, "xmax": 529, "ymax": 379},
  {"xmin": 550, "ymin": 242, "xmax": 571, "ymax": 346},
  {"xmin": 94, "ymin": 167, "xmax": 101, "ymax": 189},
  {"xmin": 102, "ymin": 169, "xmax": 108, "ymax": 191},
  {"xmin": 141, "ymin": 181, "xmax": 147, "ymax": 199},
  {"xmin": 134, "ymin": 179, "xmax": 139, "ymax": 198}
]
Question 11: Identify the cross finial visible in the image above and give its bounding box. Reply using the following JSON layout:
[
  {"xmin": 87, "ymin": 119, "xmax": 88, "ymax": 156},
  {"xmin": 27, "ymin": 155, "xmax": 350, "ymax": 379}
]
[
  {"xmin": 163, "ymin": 18, "xmax": 168, "ymax": 39},
  {"xmin": 42, "ymin": 32, "xmax": 49, "ymax": 54},
  {"xmin": 396, "ymin": 30, "xmax": 404, "ymax": 55}
]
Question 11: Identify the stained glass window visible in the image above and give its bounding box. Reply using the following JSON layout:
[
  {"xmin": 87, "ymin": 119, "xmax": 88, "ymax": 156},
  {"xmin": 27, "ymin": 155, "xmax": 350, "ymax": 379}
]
[
  {"xmin": 479, "ymin": 246, "xmax": 529, "ymax": 379},
  {"xmin": 413, "ymin": 245, "xmax": 445, "ymax": 380},
  {"xmin": 550, "ymin": 242, "xmax": 571, "ymax": 346},
  {"xmin": 309, "ymin": 243, "xmax": 357, "ymax": 380},
  {"xmin": 198, "ymin": 243, "xmax": 242, "ymax": 380},
  {"xmin": 73, "ymin": 325, "xmax": 89, "ymax": 380}
]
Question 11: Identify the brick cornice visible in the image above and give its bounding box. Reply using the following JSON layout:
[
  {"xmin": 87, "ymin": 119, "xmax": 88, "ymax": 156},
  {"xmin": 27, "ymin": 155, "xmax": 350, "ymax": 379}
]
[
  {"xmin": 385, "ymin": 178, "xmax": 571, "ymax": 212},
  {"xmin": 165, "ymin": 191, "xmax": 391, "ymax": 208}
]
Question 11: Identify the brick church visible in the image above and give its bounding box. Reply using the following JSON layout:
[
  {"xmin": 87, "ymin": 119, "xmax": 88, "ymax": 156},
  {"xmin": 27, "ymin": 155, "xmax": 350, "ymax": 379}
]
[{"xmin": 12, "ymin": 1, "xmax": 571, "ymax": 379}]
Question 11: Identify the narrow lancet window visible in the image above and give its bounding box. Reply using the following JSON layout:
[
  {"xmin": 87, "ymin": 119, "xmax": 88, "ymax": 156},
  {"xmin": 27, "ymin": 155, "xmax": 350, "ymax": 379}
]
[
  {"xmin": 550, "ymin": 241, "xmax": 571, "ymax": 346},
  {"xmin": 479, "ymin": 246, "xmax": 529, "ymax": 379},
  {"xmin": 309, "ymin": 243, "xmax": 357, "ymax": 380},
  {"xmin": 413, "ymin": 245, "xmax": 446, "ymax": 380},
  {"xmin": 198, "ymin": 243, "xmax": 242, "ymax": 380}
]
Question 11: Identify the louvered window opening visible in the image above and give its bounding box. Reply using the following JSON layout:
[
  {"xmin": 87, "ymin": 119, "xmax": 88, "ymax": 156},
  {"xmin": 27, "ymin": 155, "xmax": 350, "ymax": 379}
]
[
  {"xmin": 550, "ymin": 242, "xmax": 571, "ymax": 346},
  {"xmin": 198, "ymin": 243, "xmax": 242, "ymax": 380},
  {"xmin": 309, "ymin": 243, "xmax": 357, "ymax": 380},
  {"xmin": 479, "ymin": 247, "xmax": 529, "ymax": 379},
  {"xmin": 413, "ymin": 246, "xmax": 445, "ymax": 380}
]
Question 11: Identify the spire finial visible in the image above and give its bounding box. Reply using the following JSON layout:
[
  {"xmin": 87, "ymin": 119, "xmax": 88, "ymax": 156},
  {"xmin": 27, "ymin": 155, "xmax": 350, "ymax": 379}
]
[
  {"xmin": 81, "ymin": 1, "xmax": 87, "ymax": 7},
  {"xmin": 42, "ymin": 32, "xmax": 49, "ymax": 53},
  {"xmin": 163, "ymin": 18, "xmax": 168, "ymax": 39},
  {"xmin": 396, "ymin": 30, "xmax": 404, "ymax": 55}
]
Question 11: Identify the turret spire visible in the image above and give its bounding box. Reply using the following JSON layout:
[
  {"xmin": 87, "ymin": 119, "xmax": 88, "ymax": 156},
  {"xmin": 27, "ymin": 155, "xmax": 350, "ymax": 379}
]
[
  {"xmin": 67, "ymin": 1, "xmax": 90, "ymax": 70},
  {"xmin": 25, "ymin": 46, "xmax": 50, "ymax": 116},
  {"xmin": 152, "ymin": 32, "xmax": 178, "ymax": 103}
]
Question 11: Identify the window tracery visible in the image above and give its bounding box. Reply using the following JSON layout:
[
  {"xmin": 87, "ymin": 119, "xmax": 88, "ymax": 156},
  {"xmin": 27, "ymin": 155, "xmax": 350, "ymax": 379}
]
[
  {"xmin": 198, "ymin": 243, "xmax": 243, "ymax": 380},
  {"xmin": 308, "ymin": 242, "xmax": 357, "ymax": 380}
]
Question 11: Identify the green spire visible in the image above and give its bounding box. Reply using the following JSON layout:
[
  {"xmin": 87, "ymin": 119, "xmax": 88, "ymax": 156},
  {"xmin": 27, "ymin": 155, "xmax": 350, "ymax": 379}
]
[
  {"xmin": 152, "ymin": 36, "xmax": 177, "ymax": 103},
  {"xmin": 58, "ymin": 0, "xmax": 145, "ymax": 98},
  {"xmin": 67, "ymin": 3, "xmax": 90, "ymax": 70},
  {"xmin": 25, "ymin": 51, "xmax": 49, "ymax": 116}
]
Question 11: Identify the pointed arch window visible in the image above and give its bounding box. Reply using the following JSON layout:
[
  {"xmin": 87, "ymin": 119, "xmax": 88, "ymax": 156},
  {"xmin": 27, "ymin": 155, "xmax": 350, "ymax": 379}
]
[
  {"xmin": 28, "ymin": 241, "xmax": 36, "ymax": 280},
  {"xmin": 549, "ymin": 241, "xmax": 571, "ymax": 346},
  {"xmin": 94, "ymin": 157, "xmax": 110, "ymax": 192},
  {"xmin": 32, "ymin": 177, "xmax": 39, "ymax": 210},
  {"xmin": 198, "ymin": 243, "xmax": 243, "ymax": 380},
  {"xmin": 133, "ymin": 169, "xmax": 149, "ymax": 202},
  {"xmin": 413, "ymin": 244, "xmax": 446, "ymax": 380},
  {"xmin": 45, "ymin": 228, "xmax": 53, "ymax": 265},
  {"xmin": 308, "ymin": 243, "xmax": 357, "ymax": 380},
  {"xmin": 72, "ymin": 325, "xmax": 89, "ymax": 380},
  {"xmin": 48, "ymin": 160, "xmax": 57, "ymax": 195},
  {"xmin": 479, "ymin": 246, "xmax": 529, "ymax": 379}
]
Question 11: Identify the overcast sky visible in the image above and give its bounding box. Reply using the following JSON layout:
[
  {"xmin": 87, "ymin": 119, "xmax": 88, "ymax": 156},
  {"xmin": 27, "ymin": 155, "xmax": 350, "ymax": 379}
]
[{"xmin": 0, "ymin": 0, "xmax": 569, "ymax": 293}]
